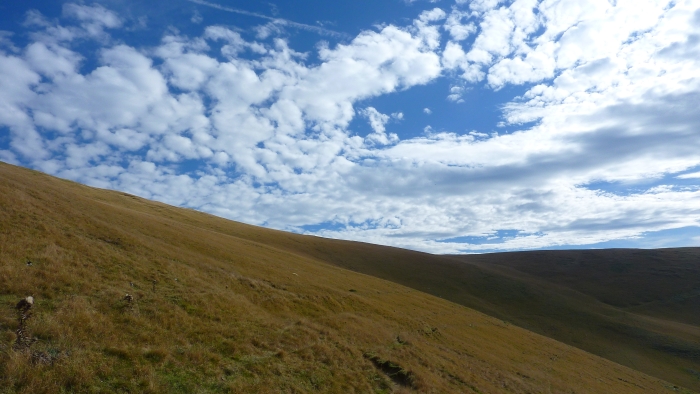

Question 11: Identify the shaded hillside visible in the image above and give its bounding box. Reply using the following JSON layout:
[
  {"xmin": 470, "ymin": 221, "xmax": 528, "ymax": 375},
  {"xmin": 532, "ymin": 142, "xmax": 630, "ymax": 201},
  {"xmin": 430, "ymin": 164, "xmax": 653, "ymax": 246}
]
[
  {"xmin": 0, "ymin": 161, "xmax": 678, "ymax": 393},
  {"xmin": 449, "ymin": 249, "xmax": 700, "ymax": 326}
]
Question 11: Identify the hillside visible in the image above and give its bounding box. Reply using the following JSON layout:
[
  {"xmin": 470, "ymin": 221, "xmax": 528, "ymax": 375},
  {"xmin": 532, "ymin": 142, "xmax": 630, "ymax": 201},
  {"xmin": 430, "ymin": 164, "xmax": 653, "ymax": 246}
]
[
  {"xmin": 0, "ymin": 162, "xmax": 687, "ymax": 393},
  {"xmin": 165, "ymin": 192, "xmax": 700, "ymax": 390},
  {"xmin": 450, "ymin": 249, "xmax": 700, "ymax": 326},
  {"xmin": 269, "ymin": 234, "xmax": 700, "ymax": 390},
  {"xmin": 188, "ymin": 200, "xmax": 700, "ymax": 392}
]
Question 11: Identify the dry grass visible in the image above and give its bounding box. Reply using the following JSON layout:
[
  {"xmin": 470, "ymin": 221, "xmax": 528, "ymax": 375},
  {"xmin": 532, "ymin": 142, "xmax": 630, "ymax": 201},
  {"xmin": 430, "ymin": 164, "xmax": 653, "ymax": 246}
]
[
  {"xmin": 444, "ymin": 251, "xmax": 700, "ymax": 391},
  {"xmin": 452, "ymin": 249, "xmax": 700, "ymax": 325},
  {"xmin": 246, "ymin": 222, "xmax": 700, "ymax": 390},
  {"xmin": 0, "ymin": 162, "xmax": 691, "ymax": 393}
]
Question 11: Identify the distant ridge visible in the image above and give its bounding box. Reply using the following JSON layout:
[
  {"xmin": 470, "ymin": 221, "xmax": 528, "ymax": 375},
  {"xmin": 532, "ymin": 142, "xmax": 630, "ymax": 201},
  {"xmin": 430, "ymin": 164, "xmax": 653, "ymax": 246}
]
[{"xmin": 451, "ymin": 248, "xmax": 700, "ymax": 326}]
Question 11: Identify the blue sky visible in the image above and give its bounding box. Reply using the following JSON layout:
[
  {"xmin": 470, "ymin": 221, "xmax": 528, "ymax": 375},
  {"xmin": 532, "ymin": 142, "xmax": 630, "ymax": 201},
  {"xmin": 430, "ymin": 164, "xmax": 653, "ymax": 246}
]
[{"xmin": 1, "ymin": 0, "xmax": 700, "ymax": 253}]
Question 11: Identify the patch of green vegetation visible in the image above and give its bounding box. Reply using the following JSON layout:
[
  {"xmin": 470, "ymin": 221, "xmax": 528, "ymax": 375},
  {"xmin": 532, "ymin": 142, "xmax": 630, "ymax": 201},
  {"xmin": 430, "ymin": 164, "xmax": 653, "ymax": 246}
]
[{"xmin": 159, "ymin": 367, "xmax": 200, "ymax": 393}]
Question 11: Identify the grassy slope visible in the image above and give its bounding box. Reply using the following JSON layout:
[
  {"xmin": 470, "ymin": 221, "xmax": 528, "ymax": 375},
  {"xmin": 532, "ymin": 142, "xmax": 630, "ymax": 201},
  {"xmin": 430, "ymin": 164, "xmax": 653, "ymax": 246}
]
[
  {"xmin": 0, "ymin": 163, "xmax": 684, "ymax": 393},
  {"xmin": 450, "ymin": 249, "xmax": 700, "ymax": 326},
  {"xmin": 179, "ymin": 205, "xmax": 700, "ymax": 392},
  {"xmin": 232, "ymin": 234, "xmax": 700, "ymax": 391},
  {"xmin": 445, "ymin": 251, "xmax": 700, "ymax": 389}
]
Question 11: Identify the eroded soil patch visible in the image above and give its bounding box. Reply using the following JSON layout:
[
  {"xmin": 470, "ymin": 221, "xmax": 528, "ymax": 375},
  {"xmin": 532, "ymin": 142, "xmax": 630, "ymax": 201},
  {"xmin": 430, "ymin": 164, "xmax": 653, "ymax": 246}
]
[{"xmin": 364, "ymin": 352, "xmax": 416, "ymax": 389}]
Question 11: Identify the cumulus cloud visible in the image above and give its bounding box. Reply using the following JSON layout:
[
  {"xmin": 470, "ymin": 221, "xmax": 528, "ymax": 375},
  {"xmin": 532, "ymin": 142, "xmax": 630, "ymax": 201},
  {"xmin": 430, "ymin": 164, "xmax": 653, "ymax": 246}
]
[
  {"xmin": 362, "ymin": 107, "xmax": 389, "ymax": 134},
  {"xmin": 444, "ymin": 9, "xmax": 475, "ymax": 41},
  {"xmin": 1, "ymin": 1, "xmax": 700, "ymax": 253},
  {"xmin": 361, "ymin": 107, "xmax": 399, "ymax": 145},
  {"xmin": 446, "ymin": 85, "xmax": 465, "ymax": 102}
]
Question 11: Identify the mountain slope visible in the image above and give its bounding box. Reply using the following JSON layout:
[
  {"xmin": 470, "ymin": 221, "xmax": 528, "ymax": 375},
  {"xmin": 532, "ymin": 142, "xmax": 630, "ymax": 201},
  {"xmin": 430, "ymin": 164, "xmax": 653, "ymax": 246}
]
[
  {"xmin": 195, "ymin": 206, "xmax": 700, "ymax": 391},
  {"xmin": 445, "ymin": 250, "xmax": 700, "ymax": 386},
  {"xmin": 262, "ymin": 232, "xmax": 700, "ymax": 390},
  {"xmin": 0, "ymin": 162, "xmax": 685, "ymax": 393},
  {"xmin": 449, "ymin": 249, "xmax": 700, "ymax": 326}
]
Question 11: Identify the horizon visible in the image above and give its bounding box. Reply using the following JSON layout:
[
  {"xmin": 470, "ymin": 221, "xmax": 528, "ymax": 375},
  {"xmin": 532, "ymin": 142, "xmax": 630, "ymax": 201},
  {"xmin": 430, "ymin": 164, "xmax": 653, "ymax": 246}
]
[{"xmin": 1, "ymin": 0, "xmax": 700, "ymax": 253}]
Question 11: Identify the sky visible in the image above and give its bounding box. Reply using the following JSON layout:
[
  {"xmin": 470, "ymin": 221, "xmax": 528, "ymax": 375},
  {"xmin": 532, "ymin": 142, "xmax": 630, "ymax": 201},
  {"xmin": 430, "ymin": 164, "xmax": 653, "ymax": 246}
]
[{"xmin": 1, "ymin": 0, "xmax": 699, "ymax": 254}]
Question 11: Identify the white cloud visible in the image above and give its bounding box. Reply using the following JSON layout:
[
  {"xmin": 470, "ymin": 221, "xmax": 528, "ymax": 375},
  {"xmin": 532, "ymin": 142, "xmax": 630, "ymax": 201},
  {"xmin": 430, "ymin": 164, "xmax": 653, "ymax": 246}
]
[
  {"xmin": 418, "ymin": 8, "xmax": 446, "ymax": 23},
  {"xmin": 678, "ymin": 171, "xmax": 700, "ymax": 179},
  {"xmin": 362, "ymin": 107, "xmax": 390, "ymax": 134},
  {"xmin": 442, "ymin": 41, "xmax": 485, "ymax": 82},
  {"xmin": 191, "ymin": 11, "xmax": 203, "ymax": 24},
  {"xmin": 413, "ymin": 8, "xmax": 447, "ymax": 49},
  {"xmin": 423, "ymin": 107, "xmax": 432, "ymax": 114},
  {"xmin": 254, "ymin": 22, "xmax": 284, "ymax": 39},
  {"xmin": 361, "ymin": 107, "xmax": 400, "ymax": 145},
  {"xmin": 0, "ymin": 31, "xmax": 19, "ymax": 52},
  {"xmin": 466, "ymin": 6, "xmax": 515, "ymax": 64},
  {"xmin": 62, "ymin": 3, "xmax": 121, "ymax": 28},
  {"xmin": 447, "ymin": 85, "xmax": 465, "ymax": 102},
  {"xmin": 62, "ymin": 3, "xmax": 122, "ymax": 39},
  {"xmin": 0, "ymin": 149, "xmax": 18, "ymax": 164},
  {"xmin": 442, "ymin": 40, "xmax": 466, "ymax": 69},
  {"xmin": 444, "ymin": 9, "xmax": 475, "ymax": 41},
  {"xmin": 465, "ymin": 0, "xmax": 506, "ymax": 13}
]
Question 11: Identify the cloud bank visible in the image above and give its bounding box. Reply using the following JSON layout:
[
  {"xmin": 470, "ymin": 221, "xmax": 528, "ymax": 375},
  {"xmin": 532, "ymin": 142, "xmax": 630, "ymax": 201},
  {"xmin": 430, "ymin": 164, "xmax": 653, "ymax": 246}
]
[{"xmin": 1, "ymin": 1, "xmax": 699, "ymax": 253}]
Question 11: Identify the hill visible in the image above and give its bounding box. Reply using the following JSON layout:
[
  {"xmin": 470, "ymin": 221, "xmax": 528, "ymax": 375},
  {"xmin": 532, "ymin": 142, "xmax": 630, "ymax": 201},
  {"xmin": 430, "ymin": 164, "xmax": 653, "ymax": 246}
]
[
  {"xmin": 273, "ymin": 239, "xmax": 700, "ymax": 389},
  {"xmin": 0, "ymin": 161, "xmax": 691, "ymax": 393},
  {"xmin": 450, "ymin": 249, "xmax": 700, "ymax": 326}
]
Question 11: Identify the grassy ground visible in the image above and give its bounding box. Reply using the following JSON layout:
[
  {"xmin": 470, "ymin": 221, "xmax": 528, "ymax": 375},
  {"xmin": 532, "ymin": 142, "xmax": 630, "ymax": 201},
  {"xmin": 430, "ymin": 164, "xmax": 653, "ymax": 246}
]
[
  {"xmin": 0, "ymin": 162, "xmax": 691, "ymax": 393},
  {"xmin": 188, "ymin": 204, "xmax": 700, "ymax": 392},
  {"xmin": 446, "ymin": 251, "xmax": 700, "ymax": 391},
  {"xmin": 255, "ymin": 230, "xmax": 700, "ymax": 390}
]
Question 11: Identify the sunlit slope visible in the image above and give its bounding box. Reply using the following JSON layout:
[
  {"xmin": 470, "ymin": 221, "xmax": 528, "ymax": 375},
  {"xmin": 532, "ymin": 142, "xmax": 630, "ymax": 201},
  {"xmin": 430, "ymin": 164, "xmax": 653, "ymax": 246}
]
[{"xmin": 0, "ymin": 162, "xmax": 683, "ymax": 393}]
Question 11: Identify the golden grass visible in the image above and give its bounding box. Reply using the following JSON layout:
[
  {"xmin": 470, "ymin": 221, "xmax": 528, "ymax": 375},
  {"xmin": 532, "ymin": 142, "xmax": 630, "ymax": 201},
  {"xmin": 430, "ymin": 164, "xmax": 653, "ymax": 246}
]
[{"xmin": 0, "ymin": 162, "xmax": 691, "ymax": 393}]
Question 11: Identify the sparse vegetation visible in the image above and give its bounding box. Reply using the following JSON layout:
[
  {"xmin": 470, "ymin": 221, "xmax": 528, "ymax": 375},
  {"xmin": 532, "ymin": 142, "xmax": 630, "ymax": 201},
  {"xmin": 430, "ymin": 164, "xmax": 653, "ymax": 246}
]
[{"xmin": 0, "ymin": 162, "xmax": 689, "ymax": 393}]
